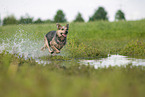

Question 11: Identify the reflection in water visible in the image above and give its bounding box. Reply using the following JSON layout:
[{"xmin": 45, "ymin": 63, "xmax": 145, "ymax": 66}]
[{"xmin": 80, "ymin": 55, "xmax": 145, "ymax": 69}]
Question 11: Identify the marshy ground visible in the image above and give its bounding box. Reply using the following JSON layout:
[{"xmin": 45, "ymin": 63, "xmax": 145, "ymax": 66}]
[{"xmin": 0, "ymin": 20, "xmax": 145, "ymax": 97}]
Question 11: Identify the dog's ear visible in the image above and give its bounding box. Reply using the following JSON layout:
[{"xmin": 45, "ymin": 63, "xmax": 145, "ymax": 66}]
[
  {"xmin": 65, "ymin": 24, "xmax": 69, "ymax": 30},
  {"xmin": 56, "ymin": 23, "xmax": 62, "ymax": 30}
]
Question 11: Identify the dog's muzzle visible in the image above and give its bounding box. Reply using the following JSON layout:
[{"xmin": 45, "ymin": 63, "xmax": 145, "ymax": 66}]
[{"xmin": 62, "ymin": 30, "xmax": 68, "ymax": 37}]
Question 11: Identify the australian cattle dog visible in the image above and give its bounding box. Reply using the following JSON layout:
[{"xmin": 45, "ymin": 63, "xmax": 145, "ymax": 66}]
[{"xmin": 41, "ymin": 23, "xmax": 69, "ymax": 54}]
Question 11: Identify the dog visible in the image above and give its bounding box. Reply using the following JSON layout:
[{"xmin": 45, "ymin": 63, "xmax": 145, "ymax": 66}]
[{"xmin": 41, "ymin": 23, "xmax": 69, "ymax": 54}]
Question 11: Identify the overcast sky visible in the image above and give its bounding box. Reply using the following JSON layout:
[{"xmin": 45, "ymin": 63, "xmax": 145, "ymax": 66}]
[{"xmin": 0, "ymin": 0, "xmax": 145, "ymax": 22}]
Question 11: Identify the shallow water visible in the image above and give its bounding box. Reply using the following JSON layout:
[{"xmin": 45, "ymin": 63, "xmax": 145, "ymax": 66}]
[
  {"xmin": 0, "ymin": 29, "xmax": 145, "ymax": 68},
  {"xmin": 80, "ymin": 55, "xmax": 145, "ymax": 69}
]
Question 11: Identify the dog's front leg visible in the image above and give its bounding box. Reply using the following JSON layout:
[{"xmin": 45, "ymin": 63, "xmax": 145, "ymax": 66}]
[{"xmin": 51, "ymin": 46, "xmax": 60, "ymax": 54}]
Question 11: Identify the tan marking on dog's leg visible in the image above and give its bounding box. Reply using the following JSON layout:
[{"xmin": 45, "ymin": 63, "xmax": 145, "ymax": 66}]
[
  {"xmin": 51, "ymin": 46, "xmax": 60, "ymax": 54},
  {"xmin": 44, "ymin": 36, "xmax": 53, "ymax": 53}
]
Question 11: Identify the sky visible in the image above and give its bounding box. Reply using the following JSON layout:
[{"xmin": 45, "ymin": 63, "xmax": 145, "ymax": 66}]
[{"xmin": 0, "ymin": 0, "xmax": 145, "ymax": 22}]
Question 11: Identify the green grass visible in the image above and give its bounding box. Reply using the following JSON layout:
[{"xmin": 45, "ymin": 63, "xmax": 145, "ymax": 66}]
[
  {"xmin": 120, "ymin": 40, "xmax": 145, "ymax": 57},
  {"xmin": 1, "ymin": 21, "xmax": 145, "ymax": 58},
  {"xmin": 0, "ymin": 52, "xmax": 145, "ymax": 97},
  {"xmin": 0, "ymin": 21, "xmax": 145, "ymax": 58},
  {"xmin": 0, "ymin": 20, "xmax": 145, "ymax": 97}
]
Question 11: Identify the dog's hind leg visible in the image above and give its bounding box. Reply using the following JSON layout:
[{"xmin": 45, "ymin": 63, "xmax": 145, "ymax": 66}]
[
  {"xmin": 41, "ymin": 44, "xmax": 46, "ymax": 51},
  {"xmin": 44, "ymin": 36, "xmax": 54, "ymax": 54},
  {"xmin": 41, "ymin": 38, "xmax": 47, "ymax": 51}
]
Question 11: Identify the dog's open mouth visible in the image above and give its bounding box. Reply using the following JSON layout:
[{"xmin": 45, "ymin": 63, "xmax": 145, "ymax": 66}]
[{"xmin": 62, "ymin": 34, "xmax": 67, "ymax": 37}]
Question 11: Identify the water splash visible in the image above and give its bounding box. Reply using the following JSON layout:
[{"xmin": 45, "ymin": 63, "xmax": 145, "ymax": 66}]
[{"xmin": 0, "ymin": 27, "xmax": 48, "ymax": 59}]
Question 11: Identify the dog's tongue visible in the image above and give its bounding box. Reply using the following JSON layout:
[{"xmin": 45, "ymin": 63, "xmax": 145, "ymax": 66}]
[{"xmin": 62, "ymin": 34, "xmax": 67, "ymax": 37}]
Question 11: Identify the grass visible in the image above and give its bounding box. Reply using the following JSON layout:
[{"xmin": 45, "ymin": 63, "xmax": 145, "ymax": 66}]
[
  {"xmin": 0, "ymin": 52, "xmax": 145, "ymax": 97},
  {"xmin": 1, "ymin": 20, "xmax": 145, "ymax": 58},
  {"xmin": 1, "ymin": 21, "xmax": 145, "ymax": 58},
  {"xmin": 66, "ymin": 21, "xmax": 145, "ymax": 58},
  {"xmin": 120, "ymin": 40, "xmax": 145, "ymax": 57},
  {"xmin": 0, "ymin": 20, "xmax": 145, "ymax": 97}
]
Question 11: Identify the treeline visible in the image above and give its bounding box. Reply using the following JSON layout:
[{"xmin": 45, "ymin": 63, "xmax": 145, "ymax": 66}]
[
  {"xmin": 1, "ymin": 6, "xmax": 126, "ymax": 25},
  {"xmin": 2, "ymin": 14, "xmax": 53, "ymax": 25}
]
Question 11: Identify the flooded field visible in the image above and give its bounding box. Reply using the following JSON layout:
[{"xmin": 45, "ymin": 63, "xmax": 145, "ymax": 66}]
[
  {"xmin": 1, "ymin": 22, "xmax": 145, "ymax": 97},
  {"xmin": 0, "ymin": 29, "xmax": 145, "ymax": 69}
]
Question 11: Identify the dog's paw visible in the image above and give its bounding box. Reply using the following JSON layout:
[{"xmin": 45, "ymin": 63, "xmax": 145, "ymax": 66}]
[
  {"xmin": 50, "ymin": 51, "xmax": 54, "ymax": 54},
  {"xmin": 55, "ymin": 51, "xmax": 60, "ymax": 54}
]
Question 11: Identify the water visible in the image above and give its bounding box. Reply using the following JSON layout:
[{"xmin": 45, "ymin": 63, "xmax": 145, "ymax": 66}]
[
  {"xmin": 80, "ymin": 55, "xmax": 145, "ymax": 69},
  {"xmin": 0, "ymin": 28, "xmax": 145, "ymax": 69}
]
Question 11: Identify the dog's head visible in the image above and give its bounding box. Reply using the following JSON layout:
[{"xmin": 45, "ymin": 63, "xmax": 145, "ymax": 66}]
[{"xmin": 56, "ymin": 23, "xmax": 69, "ymax": 38}]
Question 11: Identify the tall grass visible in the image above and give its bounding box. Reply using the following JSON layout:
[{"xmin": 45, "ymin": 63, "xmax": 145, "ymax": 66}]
[
  {"xmin": 0, "ymin": 52, "xmax": 145, "ymax": 97},
  {"xmin": 1, "ymin": 21, "xmax": 145, "ymax": 58},
  {"xmin": 0, "ymin": 21, "xmax": 145, "ymax": 97},
  {"xmin": 66, "ymin": 21, "xmax": 145, "ymax": 57}
]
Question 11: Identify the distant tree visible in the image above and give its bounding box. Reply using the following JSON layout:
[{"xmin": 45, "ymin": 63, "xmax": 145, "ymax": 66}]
[
  {"xmin": 89, "ymin": 17, "xmax": 94, "ymax": 22},
  {"xmin": 54, "ymin": 10, "xmax": 67, "ymax": 23},
  {"xmin": 74, "ymin": 12, "xmax": 84, "ymax": 22},
  {"xmin": 3, "ymin": 15, "xmax": 18, "ymax": 25},
  {"xmin": 19, "ymin": 14, "xmax": 33, "ymax": 24},
  {"xmin": 34, "ymin": 18, "xmax": 43, "ymax": 24},
  {"xmin": 89, "ymin": 7, "xmax": 108, "ymax": 21},
  {"xmin": 115, "ymin": 10, "xmax": 126, "ymax": 21}
]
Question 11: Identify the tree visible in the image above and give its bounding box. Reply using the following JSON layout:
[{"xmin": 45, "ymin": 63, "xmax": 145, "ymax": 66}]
[
  {"xmin": 115, "ymin": 10, "xmax": 126, "ymax": 21},
  {"xmin": 19, "ymin": 14, "xmax": 33, "ymax": 24},
  {"xmin": 3, "ymin": 15, "xmax": 18, "ymax": 25},
  {"xmin": 34, "ymin": 18, "xmax": 43, "ymax": 24},
  {"xmin": 54, "ymin": 10, "xmax": 67, "ymax": 23},
  {"xmin": 89, "ymin": 7, "xmax": 108, "ymax": 21},
  {"xmin": 74, "ymin": 12, "xmax": 84, "ymax": 22}
]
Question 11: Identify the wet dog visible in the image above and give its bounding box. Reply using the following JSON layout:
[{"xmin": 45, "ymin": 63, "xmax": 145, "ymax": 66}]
[{"xmin": 41, "ymin": 23, "xmax": 69, "ymax": 54}]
